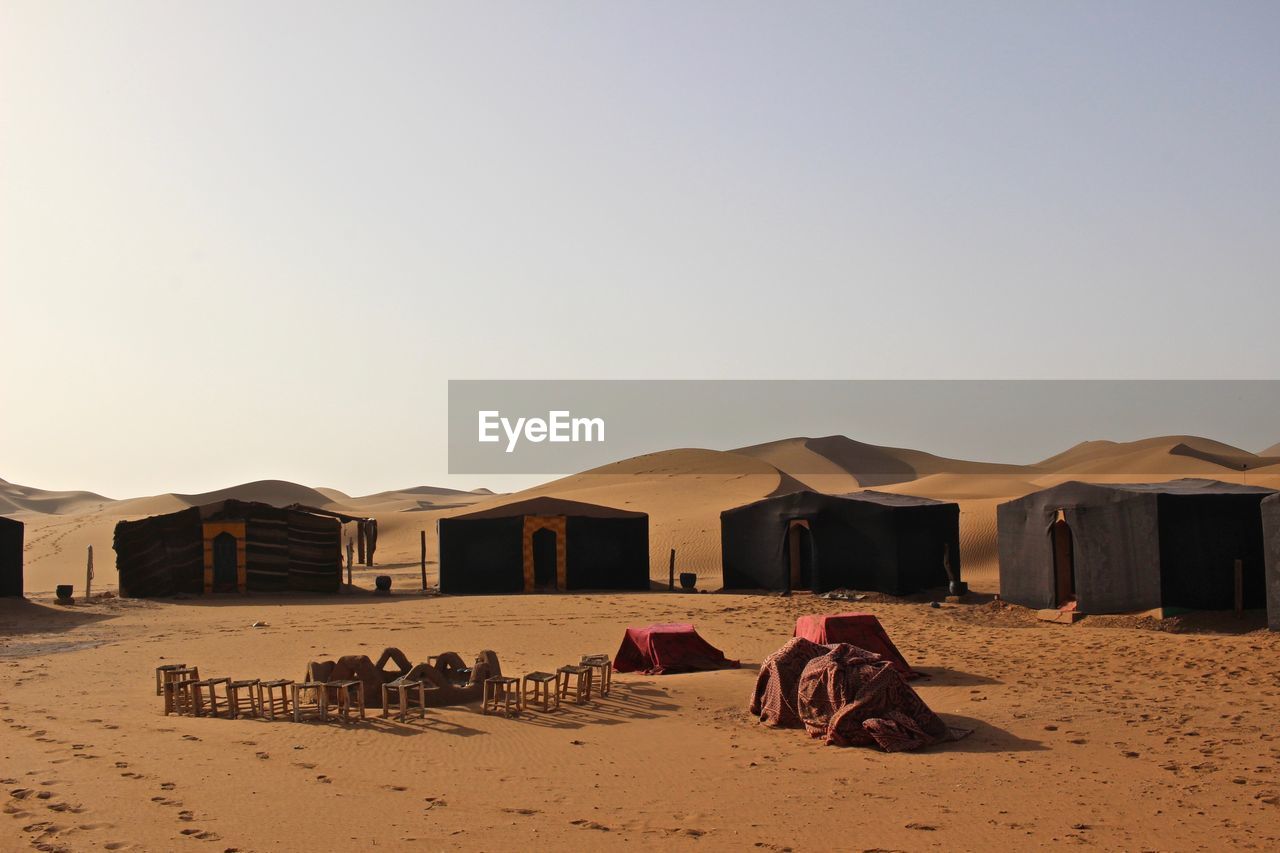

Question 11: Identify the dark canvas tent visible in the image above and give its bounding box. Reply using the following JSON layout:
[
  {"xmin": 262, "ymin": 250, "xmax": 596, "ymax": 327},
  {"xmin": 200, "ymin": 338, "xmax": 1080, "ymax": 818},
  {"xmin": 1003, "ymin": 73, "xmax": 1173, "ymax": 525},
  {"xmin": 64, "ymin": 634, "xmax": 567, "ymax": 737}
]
[
  {"xmin": 0, "ymin": 516, "xmax": 22, "ymax": 597},
  {"xmin": 720, "ymin": 490, "xmax": 961, "ymax": 595},
  {"xmin": 1263, "ymin": 493, "xmax": 1280, "ymax": 631},
  {"xmin": 114, "ymin": 500, "xmax": 367, "ymax": 597},
  {"xmin": 437, "ymin": 496, "xmax": 649, "ymax": 594},
  {"xmin": 998, "ymin": 479, "xmax": 1275, "ymax": 614}
]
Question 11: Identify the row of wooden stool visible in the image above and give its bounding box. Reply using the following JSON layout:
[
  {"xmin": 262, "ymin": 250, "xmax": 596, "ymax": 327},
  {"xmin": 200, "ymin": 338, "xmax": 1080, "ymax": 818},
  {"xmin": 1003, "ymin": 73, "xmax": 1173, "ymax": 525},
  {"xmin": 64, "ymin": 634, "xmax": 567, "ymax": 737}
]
[
  {"xmin": 158, "ymin": 665, "xmax": 366, "ymax": 724},
  {"xmin": 482, "ymin": 655, "xmax": 613, "ymax": 717}
]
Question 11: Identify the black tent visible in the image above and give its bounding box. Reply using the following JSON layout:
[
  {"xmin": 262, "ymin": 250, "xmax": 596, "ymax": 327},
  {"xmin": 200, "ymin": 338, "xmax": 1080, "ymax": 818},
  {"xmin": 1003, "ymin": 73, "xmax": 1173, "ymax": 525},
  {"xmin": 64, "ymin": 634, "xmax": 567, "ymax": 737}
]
[
  {"xmin": 998, "ymin": 479, "xmax": 1275, "ymax": 614},
  {"xmin": 720, "ymin": 490, "xmax": 961, "ymax": 595},
  {"xmin": 0, "ymin": 516, "xmax": 22, "ymax": 597},
  {"xmin": 1263, "ymin": 493, "xmax": 1280, "ymax": 631},
  {"xmin": 114, "ymin": 500, "xmax": 366, "ymax": 597},
  {"xmin": 437, "ymin": 497, "xmax": 649, "ymax": 594}
]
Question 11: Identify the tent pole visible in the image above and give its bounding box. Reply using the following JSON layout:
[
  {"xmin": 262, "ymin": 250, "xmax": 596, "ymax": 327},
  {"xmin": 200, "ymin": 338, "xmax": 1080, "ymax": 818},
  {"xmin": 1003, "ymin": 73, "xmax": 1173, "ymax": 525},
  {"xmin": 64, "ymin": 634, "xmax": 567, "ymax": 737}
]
[
  {"xmin": 420, "ymin": 530, "xmax": 427, "ymax": 592},
  {"xmin": 668, "ymin": 549, "xmax": 675, "ymax": 591}
]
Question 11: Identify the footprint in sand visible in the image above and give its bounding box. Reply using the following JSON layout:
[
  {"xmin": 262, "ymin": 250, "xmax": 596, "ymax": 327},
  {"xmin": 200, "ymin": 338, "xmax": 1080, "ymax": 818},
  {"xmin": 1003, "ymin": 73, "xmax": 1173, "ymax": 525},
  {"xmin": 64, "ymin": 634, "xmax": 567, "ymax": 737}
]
[{"xmin": 179, "ymin": 828, "xmax": 221, "ymax": 841}]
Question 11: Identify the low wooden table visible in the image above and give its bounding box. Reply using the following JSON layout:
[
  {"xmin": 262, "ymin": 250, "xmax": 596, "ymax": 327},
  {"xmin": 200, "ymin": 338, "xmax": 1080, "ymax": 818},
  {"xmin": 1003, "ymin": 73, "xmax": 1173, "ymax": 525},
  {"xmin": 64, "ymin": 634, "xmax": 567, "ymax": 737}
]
[
  {"xmin": 483, "ymin": 676, "xmax": 522, "ymax": 717},
  {"xmin": 557, "ymin": 665, "xmax": 593, "ymax": 704},
  {"xmin": 260, "ymin": 679, "xmax": 294, "ymax": 720},
  {"xmin": 522, "ymin": 671, "xmax": 559, "ymax": 712},
  {"xmin": 382, "ymin": 678, "xmax": 426, "ymax": 721},
  {"xmin": 292, "ymin": 681, "xmax": 329, "ymax": 723},
  {"xmin": 326, "ymin": 680, "xmax": 365, "ymax": 724}
]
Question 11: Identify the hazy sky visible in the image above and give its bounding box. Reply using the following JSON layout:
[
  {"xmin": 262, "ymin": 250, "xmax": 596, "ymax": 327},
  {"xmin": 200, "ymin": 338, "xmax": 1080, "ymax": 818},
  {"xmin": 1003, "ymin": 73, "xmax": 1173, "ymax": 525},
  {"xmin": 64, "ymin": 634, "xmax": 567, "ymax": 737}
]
[{"xmin": 3, "ymin": 2, "xmax": 1279, "ymax": 498}]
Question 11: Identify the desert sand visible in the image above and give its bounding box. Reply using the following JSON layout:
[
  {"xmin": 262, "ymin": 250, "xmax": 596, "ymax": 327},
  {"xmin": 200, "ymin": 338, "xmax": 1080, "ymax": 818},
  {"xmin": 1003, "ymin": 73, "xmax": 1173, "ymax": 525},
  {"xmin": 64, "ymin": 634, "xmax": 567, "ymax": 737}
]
[{"xmin": 4, "ymin": 434, "xmax": 1280, "ymax": 851}]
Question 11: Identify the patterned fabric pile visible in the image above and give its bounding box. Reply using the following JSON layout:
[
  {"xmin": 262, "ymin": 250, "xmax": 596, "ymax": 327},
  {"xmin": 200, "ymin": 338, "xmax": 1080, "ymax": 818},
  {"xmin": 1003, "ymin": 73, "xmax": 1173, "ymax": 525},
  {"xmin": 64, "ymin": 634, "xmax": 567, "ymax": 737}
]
[
  {"xmin": 750, "ymin": 640, "xmax": 971, "ymax": 752},
  {"xmin": 750, "ymin": 637, "xmax": 829, "ymax": 727}
]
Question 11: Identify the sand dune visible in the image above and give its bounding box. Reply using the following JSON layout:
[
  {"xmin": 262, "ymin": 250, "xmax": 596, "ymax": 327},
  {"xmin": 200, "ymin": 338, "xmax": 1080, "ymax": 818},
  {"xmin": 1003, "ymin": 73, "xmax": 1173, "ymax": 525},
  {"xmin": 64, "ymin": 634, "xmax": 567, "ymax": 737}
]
[
  {"xmin": 1035, "ymin": 435, "xmax": 1278, "ymax": 477},
  {"xmin": 734, "ymin": 435, "xmax": 1024, "ymax": 491},
  {"xmin": 7, "ymin": 432, "xmax": 1280, "ymax": 597},
  {"xmin": 0, "ymin": 477, "xmax": 113, "ymax": 516}
]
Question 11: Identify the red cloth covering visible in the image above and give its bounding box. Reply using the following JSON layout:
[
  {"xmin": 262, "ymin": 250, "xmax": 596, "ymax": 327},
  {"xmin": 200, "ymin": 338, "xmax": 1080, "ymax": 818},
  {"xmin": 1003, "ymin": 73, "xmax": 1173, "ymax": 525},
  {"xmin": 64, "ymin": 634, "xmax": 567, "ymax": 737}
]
[
  {"xmin": 750, "ymin": 637, "xmax": 830, "ymax": 727},
  {"xmin": 797, "ymin": 644, "xmax": 971, "ymax": 752},
  {"xmin": 794, "ymin": 613, "xmax": 918, "ymax": 678},
  {"xmin": 612, "ymin": 623, "xmax": 739, "ymax": 675}
]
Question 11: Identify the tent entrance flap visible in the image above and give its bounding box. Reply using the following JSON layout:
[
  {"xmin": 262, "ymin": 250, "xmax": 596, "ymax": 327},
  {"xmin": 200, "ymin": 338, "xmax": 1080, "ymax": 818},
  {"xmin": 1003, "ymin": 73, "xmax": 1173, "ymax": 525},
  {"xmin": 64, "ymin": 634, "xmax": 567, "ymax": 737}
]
[
  {"xmin": 522, "ymin": 515, "xmax": 566, "ymax": 592},
  {"xmin": 532, "ymin": 528, "xmax": 558, "ymax": 591},
  {"xmin": 202, "ymin": 521, "xmax": 246, "ymax": 593},
  {"xmin": 786, "ymin": 519, "xmax": 813, "ymax": 591},
  {"xmin": 212, "ymin": 533, "xmax": 238, "ymax": 591},
  {"xmin": 1052, "ymin": 514, "xmax": 1076, "ymax": 607}
]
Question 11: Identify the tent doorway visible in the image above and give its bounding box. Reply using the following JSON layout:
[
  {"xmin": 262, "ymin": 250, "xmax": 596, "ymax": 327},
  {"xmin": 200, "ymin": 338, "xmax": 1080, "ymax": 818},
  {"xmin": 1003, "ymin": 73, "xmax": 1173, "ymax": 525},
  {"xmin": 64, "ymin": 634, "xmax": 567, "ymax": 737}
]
[
  {"xmin": 212, "ymin": 532, "xmax": 239, "ymax": 593},
  {"xmin": 1051, "ymin": 516, "xmax": 1076, "ymax": 606},
  {"xmin": 532, "ymin": 527, "xmax": 558, "ymax": 591},
  {"xmin": 787, "ymin": 520, "xmax": 813, "ymax": 591}
]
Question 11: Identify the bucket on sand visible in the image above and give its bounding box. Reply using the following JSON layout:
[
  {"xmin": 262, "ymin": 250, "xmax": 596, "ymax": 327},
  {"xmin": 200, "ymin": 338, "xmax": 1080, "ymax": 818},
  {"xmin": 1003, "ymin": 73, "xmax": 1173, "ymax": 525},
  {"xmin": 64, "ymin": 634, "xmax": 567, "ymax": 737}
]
[
  {"xmin": 679, "ymin": 572, "xmax": 697, "ymax": 591},
  {"xmin": 55, "ymin": 585, "xmax": 74, "ymax": 602},
  {"xmin": 374, "ymin": 575, "xmax": 392, "ymax": 594}
]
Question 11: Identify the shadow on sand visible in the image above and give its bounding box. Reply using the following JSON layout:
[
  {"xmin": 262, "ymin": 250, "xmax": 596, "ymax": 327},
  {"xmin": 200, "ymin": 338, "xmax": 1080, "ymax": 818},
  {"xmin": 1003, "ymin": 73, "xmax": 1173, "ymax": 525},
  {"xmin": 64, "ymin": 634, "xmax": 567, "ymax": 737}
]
[
  {"xmin": 913, "ymin": 667, "xmax": 1003, "ymax": 687},
  {"xmin": 0, "ymin": 596, "xmax": 120, "ymax": 636},
  {"xmin": 251, "ymin": 681, "xmax": 679, "ymax": 737},
  {"xmin": 932, "ymin": 713, "xmax": 1047, "ymax": 754}
]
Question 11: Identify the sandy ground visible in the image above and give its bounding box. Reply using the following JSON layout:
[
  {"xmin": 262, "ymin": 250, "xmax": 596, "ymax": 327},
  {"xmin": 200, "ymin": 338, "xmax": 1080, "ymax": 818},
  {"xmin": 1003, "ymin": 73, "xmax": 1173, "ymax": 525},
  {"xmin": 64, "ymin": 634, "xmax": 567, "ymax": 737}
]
[
  {"xmin": 3, "ymin": 591, "xmax": 1280, "ymax": 852},
  {"xmin": 5, "ymin": 433, "xmax": 1280, "ymax": 850}
]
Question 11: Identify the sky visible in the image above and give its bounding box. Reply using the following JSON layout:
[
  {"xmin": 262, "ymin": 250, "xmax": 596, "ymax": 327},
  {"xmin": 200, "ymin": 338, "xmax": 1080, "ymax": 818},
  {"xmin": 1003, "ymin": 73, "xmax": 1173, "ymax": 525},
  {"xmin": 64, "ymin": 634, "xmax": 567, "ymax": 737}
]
[{"xmin": 2, "ymin": 2, "xmax": 1279, "ymax": 498}]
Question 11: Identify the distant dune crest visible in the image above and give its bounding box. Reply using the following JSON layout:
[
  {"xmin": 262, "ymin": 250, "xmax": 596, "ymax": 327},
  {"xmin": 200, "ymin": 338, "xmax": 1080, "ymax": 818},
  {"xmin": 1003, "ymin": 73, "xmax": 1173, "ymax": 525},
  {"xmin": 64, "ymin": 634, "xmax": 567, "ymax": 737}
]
[{"xmin": 3, "ymin": 433, "xmax": 1278, "ymax": 519}]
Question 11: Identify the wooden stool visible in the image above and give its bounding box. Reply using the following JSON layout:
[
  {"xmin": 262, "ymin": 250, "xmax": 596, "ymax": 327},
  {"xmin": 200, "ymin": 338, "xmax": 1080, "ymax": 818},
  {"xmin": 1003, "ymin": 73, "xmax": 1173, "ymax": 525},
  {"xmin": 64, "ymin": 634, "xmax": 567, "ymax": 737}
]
[
  {"xmin": 170, "ymin": 676, "xmax": 200, "ymax": 716},
  {"xmin": 292, "ymin": 681, "xmax": 329, "ymax": 723},
  {"xmin": 580, "ymin": 655, "xmax": 612, "ymax": 697},
  {"xmin": 192, "ymin": 677, "xmax": 230, "ymax": 718},
  {"xmin": 522, "ymin": 671, "xmax": 559, "ymax": 712},
  {"xmin": 227, "ymin": 679, "xmax": 262, "ymax": 719},
  {"xmin": 260, "ymin": 679, "xmax": 293, "ymax": 720},
  {"xmin": 556, "ymin": 665, "xmax": 593, "ymax": 705},
  {"xmin": 156, "ymin": 663, "xmax": 189, "ymax": 696},
  {"xmin": 161, "ymin": 667, "xmax": 199, "ymax": 714},
  {"xmin": 483, "ymin": 676, "xmax": 521, "ymax": 717},
  {"xmin": 382, "ymin": 679, "xmax": 426, "ymax": 721},
  {"xmin": 327, "ymin": 680, "xmax": 365, "ymax": 724}
]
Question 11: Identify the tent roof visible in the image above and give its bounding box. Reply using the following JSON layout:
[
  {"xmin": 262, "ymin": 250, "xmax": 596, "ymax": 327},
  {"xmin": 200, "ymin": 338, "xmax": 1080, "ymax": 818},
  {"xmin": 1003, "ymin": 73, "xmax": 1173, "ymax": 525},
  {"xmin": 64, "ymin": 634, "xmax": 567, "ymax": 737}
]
[
  {"xmin": 123, "ymin": 500, "xmax": 370, "ymax": 527},
  {"xmin": 1031, "ymin": 478, "xmax": 1274, "ymax": 499},
  {"xmin": 831, "ymin": 489, "xmax": 954, "ymax": 507},
  {"xmin": 725, "ymin": 489, "xmax": 954, "ymax": 516},
  {"xmin": 0, "ymin": 516, "xmax": 22, "ymax": 529},
  {"xmin": 445, "ymin": 496, "xmax": 647, "ymax": 521}
]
